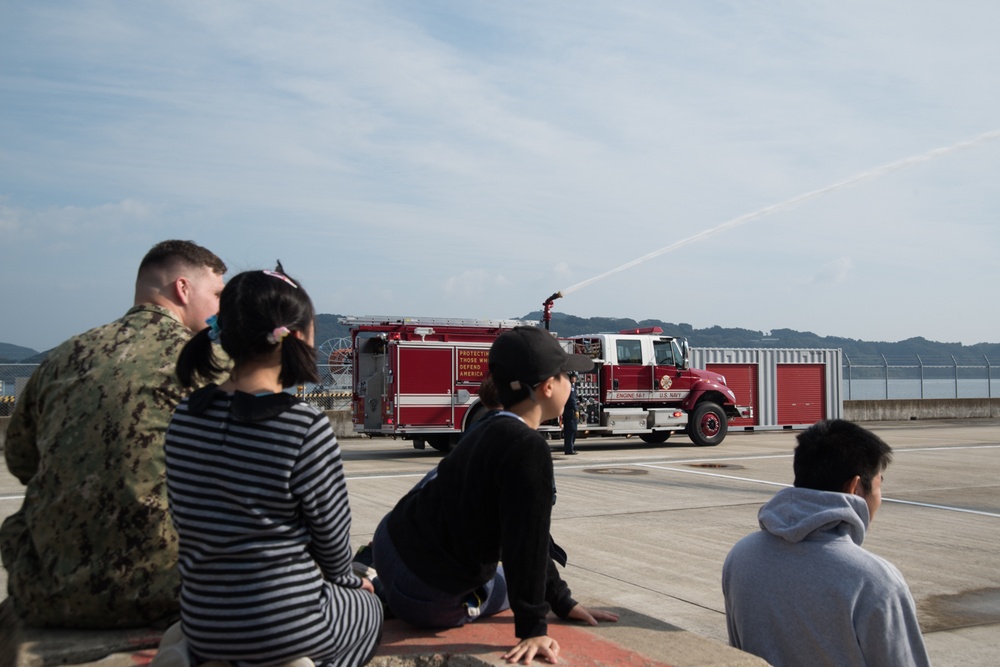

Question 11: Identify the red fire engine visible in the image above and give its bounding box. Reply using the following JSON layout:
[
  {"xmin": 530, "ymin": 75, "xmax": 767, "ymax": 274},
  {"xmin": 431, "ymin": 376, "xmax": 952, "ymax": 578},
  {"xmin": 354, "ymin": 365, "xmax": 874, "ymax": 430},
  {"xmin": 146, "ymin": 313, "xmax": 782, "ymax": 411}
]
[{"xmin": 343, "ymin": 316, "xmax": 752, "ymax": 451}]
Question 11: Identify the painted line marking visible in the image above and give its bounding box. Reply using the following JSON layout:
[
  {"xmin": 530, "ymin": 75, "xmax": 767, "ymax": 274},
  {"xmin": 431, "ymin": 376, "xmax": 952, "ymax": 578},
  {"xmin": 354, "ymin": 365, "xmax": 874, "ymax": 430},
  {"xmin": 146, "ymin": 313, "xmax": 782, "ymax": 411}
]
[
  {"xmin": 633, "ymin": 464, "xmax": 1000, "ymax": 519},
  {"xmin": 4, "ymin": 445, "xmax": 998, "ymax": 510}
]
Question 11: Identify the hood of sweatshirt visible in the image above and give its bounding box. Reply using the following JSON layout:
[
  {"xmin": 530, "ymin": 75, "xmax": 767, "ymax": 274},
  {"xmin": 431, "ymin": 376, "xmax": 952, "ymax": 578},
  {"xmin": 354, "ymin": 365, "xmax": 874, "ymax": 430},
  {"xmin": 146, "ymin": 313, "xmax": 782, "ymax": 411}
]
[{"xmin": 757, "ymin": 486, "xmax": 870, "ymax": 547}]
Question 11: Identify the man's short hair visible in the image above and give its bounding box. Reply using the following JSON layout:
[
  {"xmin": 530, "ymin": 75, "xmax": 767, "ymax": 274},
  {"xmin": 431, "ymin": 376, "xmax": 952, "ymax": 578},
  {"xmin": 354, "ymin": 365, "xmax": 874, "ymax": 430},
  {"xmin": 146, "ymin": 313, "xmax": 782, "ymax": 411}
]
[
  {"xmin": 138, "ymin": 240, "xmax": 227, "ymax": 277},
  {"xmin": 793, "ymin": 419, "xmax": 893, "ymax": 494}
]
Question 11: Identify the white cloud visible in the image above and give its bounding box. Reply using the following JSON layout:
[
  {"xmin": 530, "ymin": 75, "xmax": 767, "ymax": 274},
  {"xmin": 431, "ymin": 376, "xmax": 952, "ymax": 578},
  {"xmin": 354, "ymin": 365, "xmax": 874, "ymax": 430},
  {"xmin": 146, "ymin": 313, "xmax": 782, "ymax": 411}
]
[
  {"xmin": 811, "ymin": 257, "xmax": 854, "ymax": 284},
  {"xmin": 0, "ymin": 202, "xmax": 21, "ymax": 234},
  {"xmin": 2, "ymin": 1, "xmax": 999, "ymax": 347},
  {"xmin": 2, "ymin": 199, "xmax": 156, "ymax": 241},
  {"xmin": 553, "ymin": 262, "xmax": 573, "ymax": 280},
  {"xmin": 444, "ymin": 270, "xmax": 511, "ymax": 298}
]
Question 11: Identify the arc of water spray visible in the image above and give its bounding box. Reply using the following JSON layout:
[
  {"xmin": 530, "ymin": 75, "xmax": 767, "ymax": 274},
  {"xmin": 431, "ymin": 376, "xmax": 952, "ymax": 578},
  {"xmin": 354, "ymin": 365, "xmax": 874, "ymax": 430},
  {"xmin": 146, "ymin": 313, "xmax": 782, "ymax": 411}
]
[{"xmin": 562, "ymin": 129, "xmax": 1000, "ymax": 297}]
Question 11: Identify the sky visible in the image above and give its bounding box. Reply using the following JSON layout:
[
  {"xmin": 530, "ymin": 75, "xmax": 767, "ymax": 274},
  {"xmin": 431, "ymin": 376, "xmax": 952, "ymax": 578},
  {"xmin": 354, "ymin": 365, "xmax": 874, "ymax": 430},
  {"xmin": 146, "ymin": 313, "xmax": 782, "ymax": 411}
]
[{"xmin": 2, "ymin": 1, "xmax": 999, "ymax": 351}]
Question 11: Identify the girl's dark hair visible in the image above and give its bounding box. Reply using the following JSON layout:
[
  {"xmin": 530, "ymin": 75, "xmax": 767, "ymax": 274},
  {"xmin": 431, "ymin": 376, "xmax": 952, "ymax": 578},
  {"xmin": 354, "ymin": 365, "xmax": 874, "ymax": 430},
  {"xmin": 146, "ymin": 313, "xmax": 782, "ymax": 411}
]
[
  {"xmin": 177, "ymin": 265, "xmax": 319, "ymax": 389},
  {"xmin": 477, "ymin": 374, "xmax": 502, "ymax": 410}
]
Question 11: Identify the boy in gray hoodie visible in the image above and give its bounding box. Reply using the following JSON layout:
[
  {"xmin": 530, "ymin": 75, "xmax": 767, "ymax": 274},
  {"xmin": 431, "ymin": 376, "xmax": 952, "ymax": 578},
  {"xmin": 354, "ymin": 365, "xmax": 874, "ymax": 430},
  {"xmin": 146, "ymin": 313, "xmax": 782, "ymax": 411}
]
[{"xmin": 722, "ymin": 419, "xmax": 931, "ymax": 667}]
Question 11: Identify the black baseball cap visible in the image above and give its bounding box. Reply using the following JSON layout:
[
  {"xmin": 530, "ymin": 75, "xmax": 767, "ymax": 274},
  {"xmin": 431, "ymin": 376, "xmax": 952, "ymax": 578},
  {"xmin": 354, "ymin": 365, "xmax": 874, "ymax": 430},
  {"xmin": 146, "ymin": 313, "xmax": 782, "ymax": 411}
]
[{"xmin": 489, "ymin": 326, "xmax": 594, "ymax": 390}]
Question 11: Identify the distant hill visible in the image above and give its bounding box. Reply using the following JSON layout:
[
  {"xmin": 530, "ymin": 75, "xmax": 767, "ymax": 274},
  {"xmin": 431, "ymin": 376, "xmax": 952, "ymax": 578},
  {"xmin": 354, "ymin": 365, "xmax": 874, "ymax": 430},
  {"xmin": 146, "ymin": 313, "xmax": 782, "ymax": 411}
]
[
  {"xmin": 0, "ymin": 343, "xmax": 40, "ymax": 363},
  {"xmin": 5, "ymin": 313, "xmax": 998, "ymax": 366}
]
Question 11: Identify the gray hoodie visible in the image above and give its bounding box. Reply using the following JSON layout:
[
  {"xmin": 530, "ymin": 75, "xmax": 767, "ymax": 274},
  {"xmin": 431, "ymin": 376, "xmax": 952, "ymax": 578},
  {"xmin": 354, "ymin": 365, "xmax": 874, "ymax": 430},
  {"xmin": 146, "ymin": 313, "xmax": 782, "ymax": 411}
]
[{"xmin": 722, "ymin": 487, "xmax": 931, "ymax": 667}]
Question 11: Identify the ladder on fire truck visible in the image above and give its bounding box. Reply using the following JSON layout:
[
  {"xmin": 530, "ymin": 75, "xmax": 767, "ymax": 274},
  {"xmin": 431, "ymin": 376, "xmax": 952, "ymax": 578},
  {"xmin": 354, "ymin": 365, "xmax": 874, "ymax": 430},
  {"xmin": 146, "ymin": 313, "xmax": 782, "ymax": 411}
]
[{"xmin": 340, "ymin": 315, "xmax": 535, "ymax": 329}]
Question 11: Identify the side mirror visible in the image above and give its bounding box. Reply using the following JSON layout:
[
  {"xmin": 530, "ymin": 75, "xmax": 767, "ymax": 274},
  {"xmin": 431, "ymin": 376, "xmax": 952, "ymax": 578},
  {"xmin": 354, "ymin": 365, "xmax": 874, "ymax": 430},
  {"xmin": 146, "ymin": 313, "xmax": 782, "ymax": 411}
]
[{"xmin": 678, "ymin": 339, "xmax": 690, "ymax": 371}]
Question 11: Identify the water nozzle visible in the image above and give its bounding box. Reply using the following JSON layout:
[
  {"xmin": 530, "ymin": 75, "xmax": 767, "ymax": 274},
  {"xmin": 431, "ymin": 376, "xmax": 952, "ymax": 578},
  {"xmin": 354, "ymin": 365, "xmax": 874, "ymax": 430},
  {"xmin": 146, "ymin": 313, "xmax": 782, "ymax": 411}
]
[{"xmin": 542, "ymin": 291, "xmax": 563, "ymax": 329}]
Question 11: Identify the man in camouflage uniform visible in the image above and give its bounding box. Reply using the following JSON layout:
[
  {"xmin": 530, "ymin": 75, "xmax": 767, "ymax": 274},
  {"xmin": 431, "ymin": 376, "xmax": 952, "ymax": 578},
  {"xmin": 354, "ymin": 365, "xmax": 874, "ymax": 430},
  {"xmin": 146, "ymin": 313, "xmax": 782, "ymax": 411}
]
[{"xmin": 0, "ymin": 240, "xmax": 226, "ymax": 629}]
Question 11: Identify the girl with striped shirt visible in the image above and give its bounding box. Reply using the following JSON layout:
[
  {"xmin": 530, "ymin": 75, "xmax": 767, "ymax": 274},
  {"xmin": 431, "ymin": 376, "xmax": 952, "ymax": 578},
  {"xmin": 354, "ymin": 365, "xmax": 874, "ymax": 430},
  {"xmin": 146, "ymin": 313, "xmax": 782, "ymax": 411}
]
[{"xmin": 160, "ymin": 266, "xmax": 382, "ymax": 667}]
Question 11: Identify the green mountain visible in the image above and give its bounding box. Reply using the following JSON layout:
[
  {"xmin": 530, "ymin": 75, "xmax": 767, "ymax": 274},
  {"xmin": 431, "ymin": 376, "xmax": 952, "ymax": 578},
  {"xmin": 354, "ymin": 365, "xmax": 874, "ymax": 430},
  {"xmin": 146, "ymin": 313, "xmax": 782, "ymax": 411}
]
[{"xmin": 0, "ymin": 343, "xmax": 41, "ymax": 363}]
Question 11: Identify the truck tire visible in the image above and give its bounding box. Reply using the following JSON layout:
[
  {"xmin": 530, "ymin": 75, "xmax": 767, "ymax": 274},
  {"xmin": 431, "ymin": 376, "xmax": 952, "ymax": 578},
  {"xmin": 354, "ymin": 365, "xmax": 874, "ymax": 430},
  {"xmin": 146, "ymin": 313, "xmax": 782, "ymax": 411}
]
[
  {"xmin": 427, "ymin": 435, "xmax": 454, "ymax": 453},
  {"xmin": 639, "ymin": 431, "xmax": 672, "ymax": 444},
  {"xmin": 687, "ymin": 402, "xmax": 727, "ymax": 447},
  {"xmin": 465, "ymin": 404, "xmax": 490, "ymax": 430}
]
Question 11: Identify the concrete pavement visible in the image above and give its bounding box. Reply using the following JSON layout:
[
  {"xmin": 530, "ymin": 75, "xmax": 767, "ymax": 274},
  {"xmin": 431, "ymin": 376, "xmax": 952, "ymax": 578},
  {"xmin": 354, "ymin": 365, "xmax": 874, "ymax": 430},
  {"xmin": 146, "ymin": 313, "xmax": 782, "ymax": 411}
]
[
  {"xmin": 339, "ymin": 420, "xmax": 1000, "ymax": 666},
  {"xmin": 2, "ymin": 420, "xmax": 999, "ymax": 665}
]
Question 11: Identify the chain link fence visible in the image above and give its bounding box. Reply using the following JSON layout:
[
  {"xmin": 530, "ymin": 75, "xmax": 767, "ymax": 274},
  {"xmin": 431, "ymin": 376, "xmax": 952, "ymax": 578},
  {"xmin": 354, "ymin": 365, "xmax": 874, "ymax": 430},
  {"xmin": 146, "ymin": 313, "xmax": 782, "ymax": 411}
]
[
  {"xmin": 843, "ymin": 355, "xmax": 997, "ymax": 400},
  {"xmin": 0, "ymin": 364, "xmax": 37, "ymax": 417},
  {"xmin": 4, "ymin": 355, "xmax": 998, "ymax": 416},
  {"xmin": 299, "ymin": 363, "xmax": 353, "ymax": 410}
]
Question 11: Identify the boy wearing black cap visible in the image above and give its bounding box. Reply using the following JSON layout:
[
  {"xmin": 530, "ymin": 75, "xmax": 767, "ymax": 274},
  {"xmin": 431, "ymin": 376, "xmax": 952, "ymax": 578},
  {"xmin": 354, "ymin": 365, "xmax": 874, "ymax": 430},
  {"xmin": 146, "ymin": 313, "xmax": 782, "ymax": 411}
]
[{"xmin": 371, "ymin": 326, "xmax": 618, "ymax": 664}]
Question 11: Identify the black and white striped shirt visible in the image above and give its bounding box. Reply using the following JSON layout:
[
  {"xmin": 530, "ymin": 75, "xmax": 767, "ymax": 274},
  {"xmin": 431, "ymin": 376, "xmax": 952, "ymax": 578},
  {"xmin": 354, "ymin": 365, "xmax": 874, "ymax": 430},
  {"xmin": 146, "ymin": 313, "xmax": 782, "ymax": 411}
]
[{"xmin": 165, "ymin": 386, "xmax": 381, "ymax": 667}]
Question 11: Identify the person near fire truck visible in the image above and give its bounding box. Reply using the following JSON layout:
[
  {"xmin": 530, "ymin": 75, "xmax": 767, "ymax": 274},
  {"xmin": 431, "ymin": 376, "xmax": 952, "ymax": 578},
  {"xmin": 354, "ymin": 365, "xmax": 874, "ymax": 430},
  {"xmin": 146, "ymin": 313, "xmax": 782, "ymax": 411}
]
[
  {"xmin": 0, "ymin": 240, "xmax": 227, "ymax": 629},
  {"xmin": 371, "ymin": 326, "xmax": 619, "ymax": 665},
  {"xmin": 562, "ymin": 372, "xmax": 579, "ymax": 455}
]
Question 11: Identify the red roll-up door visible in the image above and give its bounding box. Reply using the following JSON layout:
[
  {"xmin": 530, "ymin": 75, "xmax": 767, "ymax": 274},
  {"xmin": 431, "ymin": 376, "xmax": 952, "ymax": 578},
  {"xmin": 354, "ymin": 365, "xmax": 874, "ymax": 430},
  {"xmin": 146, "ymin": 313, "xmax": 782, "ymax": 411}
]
[
  {"xmin": 706, "ymin": 363, "xmax": 758, "ymax": 427},
  {"xmin": 777, "ymin": 364, "xmax": 826, "ymax": 425}
]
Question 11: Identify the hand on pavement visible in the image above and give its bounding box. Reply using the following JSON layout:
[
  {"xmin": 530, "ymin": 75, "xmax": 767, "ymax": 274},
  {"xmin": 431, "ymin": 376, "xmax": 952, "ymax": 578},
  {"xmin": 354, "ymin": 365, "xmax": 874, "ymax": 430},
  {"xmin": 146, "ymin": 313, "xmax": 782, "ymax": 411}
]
[
  {"xmin": 503, "ymin": 635, "xmax": 560, "ymax": 664},
  {"xmin": 567, "ymin": 603, "xmax": 620, "ymax": 626}
]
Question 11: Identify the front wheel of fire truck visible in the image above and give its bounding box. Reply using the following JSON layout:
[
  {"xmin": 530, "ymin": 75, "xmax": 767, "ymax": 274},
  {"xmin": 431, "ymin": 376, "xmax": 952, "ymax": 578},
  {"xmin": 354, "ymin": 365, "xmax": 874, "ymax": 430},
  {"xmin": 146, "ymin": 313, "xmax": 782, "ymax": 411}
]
[
  {"xmin": 687, "ymin": 402, "xmax": 727, "ymax": 447},
  {"xmin": 639, "ymin": 431, "xmax": 672, "ymax": 444}
]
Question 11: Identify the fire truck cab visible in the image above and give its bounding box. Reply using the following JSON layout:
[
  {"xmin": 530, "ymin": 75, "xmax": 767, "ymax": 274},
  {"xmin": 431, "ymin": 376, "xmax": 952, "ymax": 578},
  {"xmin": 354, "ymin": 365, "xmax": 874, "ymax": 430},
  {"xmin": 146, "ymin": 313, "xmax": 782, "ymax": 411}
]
[{"xmin": 566, "ymin": 327, "xmax": 750, "ymax": 446}]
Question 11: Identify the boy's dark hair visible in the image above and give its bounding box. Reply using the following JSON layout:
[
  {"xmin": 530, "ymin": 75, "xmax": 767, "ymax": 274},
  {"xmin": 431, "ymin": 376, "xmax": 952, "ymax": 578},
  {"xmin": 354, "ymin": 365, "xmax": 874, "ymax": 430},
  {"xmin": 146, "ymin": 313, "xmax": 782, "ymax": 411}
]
[
  {"xmin": 138, "ymin": 239, "xmax": 227, "ymax": 276},
  {"xmin": 793, "ymin": 419, "xmax": 893, "ymax": 494},
  {"xmin": 177, "ymin": 266, "xmax": 319, "ymax": 388},
  {"xmin": 489, "ymin": 326, "xmax": 593, "ymax": 408},
  {"xmin": 494, "ymin": 376, "xmax": 532, "ymax": 409}
]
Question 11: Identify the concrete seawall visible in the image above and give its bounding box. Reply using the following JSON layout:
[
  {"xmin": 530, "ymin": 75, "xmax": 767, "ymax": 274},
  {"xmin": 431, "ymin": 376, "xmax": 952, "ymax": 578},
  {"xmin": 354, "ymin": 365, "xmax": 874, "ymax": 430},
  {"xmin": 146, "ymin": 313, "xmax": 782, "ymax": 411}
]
[
  {"xmin": 3, "ymin": 398, "xmax": 1000, "ymax": 453},
  {"xmin": 843, "ymin": 398, "xmax": 1000, "ymax": 421}
]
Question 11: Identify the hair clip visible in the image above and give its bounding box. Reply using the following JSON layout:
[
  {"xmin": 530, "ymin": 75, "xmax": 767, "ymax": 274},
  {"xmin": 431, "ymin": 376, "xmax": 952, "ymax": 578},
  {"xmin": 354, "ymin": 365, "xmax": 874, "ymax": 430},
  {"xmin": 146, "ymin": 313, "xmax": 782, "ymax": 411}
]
[
  {"xmin": 263, "ymin": 270, "xmax": 298, "ymax": 289},
  {"xmin": 205, "ymin": 315, "xmax": 221, "ymax": 342},
  {"xmin": 267, "ymin": 326, "xmax": 292, "ymax": 344}
]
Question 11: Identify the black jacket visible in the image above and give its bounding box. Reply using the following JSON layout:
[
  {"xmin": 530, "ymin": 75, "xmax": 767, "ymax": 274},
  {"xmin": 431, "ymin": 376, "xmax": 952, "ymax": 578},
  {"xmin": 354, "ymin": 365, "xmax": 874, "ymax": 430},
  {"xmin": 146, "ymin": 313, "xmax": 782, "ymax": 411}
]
[{"xmin": 386, "ymin": 414, "xmax": 576, "ymax": 638}]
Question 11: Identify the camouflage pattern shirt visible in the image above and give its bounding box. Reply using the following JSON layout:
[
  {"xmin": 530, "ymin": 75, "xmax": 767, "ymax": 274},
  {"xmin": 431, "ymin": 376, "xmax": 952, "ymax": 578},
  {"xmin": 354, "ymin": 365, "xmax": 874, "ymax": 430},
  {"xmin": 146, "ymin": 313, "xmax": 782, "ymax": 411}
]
[{"xmin": 0, "ymin": 304, "xmax": 204, "ymax": 628}]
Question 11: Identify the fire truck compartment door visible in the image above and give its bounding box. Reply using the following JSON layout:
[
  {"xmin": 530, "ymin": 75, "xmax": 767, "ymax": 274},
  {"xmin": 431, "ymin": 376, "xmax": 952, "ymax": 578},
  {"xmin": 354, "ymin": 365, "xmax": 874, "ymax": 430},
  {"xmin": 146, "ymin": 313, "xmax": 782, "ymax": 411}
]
[
  {"xmin": 396, "ymin": 346, "xmax": 455, "ymax": 427},
  {"xmin": 647, "ymin": 409, "xmax": 688, "ymax": 428},
  {"xmin": 363, "ymin": 373, "xmax": 384, "ymax": 430}
]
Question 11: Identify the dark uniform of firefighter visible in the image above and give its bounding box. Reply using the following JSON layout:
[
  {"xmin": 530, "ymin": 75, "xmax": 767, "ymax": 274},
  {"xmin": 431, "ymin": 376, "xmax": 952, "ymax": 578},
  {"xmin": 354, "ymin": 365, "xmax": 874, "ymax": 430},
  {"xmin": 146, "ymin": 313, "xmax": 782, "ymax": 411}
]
[{"xmin": 562, "ymin": 372, "xmax": 579, "ymax": 455}]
